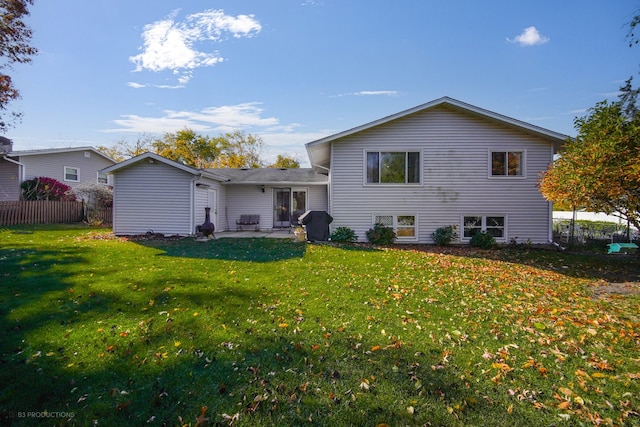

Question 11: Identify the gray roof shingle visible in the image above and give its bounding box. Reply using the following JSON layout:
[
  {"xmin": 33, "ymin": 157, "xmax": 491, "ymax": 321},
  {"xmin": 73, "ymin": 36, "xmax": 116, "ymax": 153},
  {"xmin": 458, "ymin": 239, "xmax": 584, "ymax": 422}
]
[{"xmin": 206, "ymin": 168, "xmax": 327, "ymax": 184}]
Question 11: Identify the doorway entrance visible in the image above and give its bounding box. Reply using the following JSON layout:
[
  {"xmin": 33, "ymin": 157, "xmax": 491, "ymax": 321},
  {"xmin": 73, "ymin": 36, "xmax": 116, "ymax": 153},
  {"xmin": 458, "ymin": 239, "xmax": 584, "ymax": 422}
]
[{"xmin": 273, "ymin": 188, "xmax": 307, "ymax": 229}]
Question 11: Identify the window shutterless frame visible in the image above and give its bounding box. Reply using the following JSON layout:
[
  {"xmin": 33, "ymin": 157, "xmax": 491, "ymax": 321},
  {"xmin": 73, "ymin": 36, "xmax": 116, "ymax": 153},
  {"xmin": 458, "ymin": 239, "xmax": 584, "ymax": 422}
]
[
  {"xmin": 461, "ymin": 215, "xmax": 507, "ymax": 241},
  {"xmin": 487, "ymin": 149, "xmax": 526, "ymax": 179},
  {"xmin": 364, "ymin": 150, "xmax": 422, "ymax": 185},
  {"xmin": 373, "ymin": 213, "xmax": 418, "ymax": 241},
  {"xmin": 97, "ymin": 171, "xmax": 108, "ymax": 184},
  {"xmin": 64, "ymin": 166, "xmax": 79, "ymax": 182}
]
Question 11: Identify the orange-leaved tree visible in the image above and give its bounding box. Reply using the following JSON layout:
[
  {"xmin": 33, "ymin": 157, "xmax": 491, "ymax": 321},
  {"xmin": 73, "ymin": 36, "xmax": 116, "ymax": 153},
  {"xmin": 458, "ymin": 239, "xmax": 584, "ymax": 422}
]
[{"xmin": 539, "ymin": 83, "xmax": 640, "ymax": 231}]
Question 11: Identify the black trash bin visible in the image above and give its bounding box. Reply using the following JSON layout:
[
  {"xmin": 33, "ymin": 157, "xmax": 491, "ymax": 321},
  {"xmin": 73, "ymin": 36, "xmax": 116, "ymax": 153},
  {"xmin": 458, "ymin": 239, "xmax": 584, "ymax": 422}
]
[{"xmin": 299, "ymin": 210, "xmax": 333, "ymax": 241}]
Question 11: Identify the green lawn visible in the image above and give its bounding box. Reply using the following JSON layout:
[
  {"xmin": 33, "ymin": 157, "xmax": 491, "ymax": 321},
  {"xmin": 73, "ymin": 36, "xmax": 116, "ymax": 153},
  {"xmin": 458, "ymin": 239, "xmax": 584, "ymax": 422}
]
[{"xmin": 0, "ymin": 225, "xmax": 638, "ymax": 426}]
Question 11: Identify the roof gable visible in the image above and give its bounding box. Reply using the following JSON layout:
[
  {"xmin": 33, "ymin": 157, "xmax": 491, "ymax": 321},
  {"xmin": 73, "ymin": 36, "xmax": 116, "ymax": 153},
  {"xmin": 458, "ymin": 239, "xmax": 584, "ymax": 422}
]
[
  {"xmin": 8, "ymin": 146, "xmax": 116, "ymax": 163},
  {"xmin": 101, "ymin": 152, "xmax": 228, "ymax": 181},
  {"xmin": 305, "ymin": 96, "xmax": 569, "ymax": 169}
]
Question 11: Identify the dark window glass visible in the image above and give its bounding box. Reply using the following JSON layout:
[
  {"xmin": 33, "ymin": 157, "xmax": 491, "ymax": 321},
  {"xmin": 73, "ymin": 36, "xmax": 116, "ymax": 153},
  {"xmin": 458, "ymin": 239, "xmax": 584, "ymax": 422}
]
[{"xmin": 366, "ymin": 152, "xmax": 379, "ymax": 183}]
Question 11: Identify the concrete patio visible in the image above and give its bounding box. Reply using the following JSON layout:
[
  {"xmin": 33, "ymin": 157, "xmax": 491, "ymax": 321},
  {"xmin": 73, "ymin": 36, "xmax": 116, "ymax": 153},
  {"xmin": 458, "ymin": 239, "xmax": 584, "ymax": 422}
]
[{"xmin": 213, "ymin": 229, "xmax": 295, "ymax": 239}]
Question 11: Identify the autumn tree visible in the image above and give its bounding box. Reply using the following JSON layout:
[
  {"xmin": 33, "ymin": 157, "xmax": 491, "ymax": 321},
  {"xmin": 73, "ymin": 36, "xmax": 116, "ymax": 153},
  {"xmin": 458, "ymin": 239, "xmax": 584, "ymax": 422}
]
[
  {"xmin": 267, "ymin": 154, "xmax": 300, "ymax": 169},
  {"xmin": 100, "ymin": 129, "xmax": 277, "ymax": 170},
  {"xmin": 539, "ymin": 84, "xmax": 640, "ymax": 230},
  {"xmin": 541, "ymin": 11, "xmax": 640, "ymax": 231},
  {"xmin": 151, "ymin": 128, "xmax": 219, "ymax": 168},
  {"xmin": 97, "ymin": 134, "xmax": 154, "ymax": 162},
  {"xmin": 211, "ymin": 130, "xmax": 264, "ymax": 168},
  {"xmin": 0, "ymin": 0, "xmax": 38, "ymax": 132}
]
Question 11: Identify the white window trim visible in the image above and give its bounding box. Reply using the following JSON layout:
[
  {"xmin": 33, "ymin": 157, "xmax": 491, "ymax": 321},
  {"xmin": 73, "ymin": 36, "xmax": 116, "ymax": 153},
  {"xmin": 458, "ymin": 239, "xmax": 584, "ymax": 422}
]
[
  {"xmin": 373, "ymin": 213, "xmax": 419, "ymax": 242},
  {"xmin": 64, "ymin": 166, "xmax": 79, "ymax": 182},
  {"xmin": 363, "ymin": 149, "xmax": 423, "ymax": 186},
  {"xmin": 460, "ymin": 214, "xmax": 508, "ymax": 242},
  {"xmin": 487, "ymin": 149, "xmax": 526, "ymax": 179},
  {"xmin": 97, "ymin": 171, "xmax": 108, "ymax": 185}
]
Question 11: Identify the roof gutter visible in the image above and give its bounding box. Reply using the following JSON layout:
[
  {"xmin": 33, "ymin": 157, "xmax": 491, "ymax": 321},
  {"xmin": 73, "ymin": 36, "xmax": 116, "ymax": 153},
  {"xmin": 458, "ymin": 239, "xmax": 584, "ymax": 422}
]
[
  {"xmin": 2, "ymin": 155, "xmax": 24, "ymax": 166},
  {"xmin": 198, "ymin": 171, "xmax": 230, "ymax": 182},
  {"xmin": 222, "ymin": 180, "xmax": 327, "ymax": 185},
  {"xmin": 312, "ymin": 163, "xmax": 330, "ymax": 172}
]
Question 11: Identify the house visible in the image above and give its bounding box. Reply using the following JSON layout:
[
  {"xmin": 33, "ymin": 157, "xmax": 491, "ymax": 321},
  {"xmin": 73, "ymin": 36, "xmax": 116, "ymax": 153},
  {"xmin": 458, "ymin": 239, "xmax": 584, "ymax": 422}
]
[
  {"xmin": 0, "ymin": 140, "xmax": 116, "ymax": 201},
  {"xmin": 103, "ymin": 97, "xmax": 567, "ymax": 244},
  {"xmin": 100, "ymin": 152, "xmax": 329, "ymax": 236},
  {"xmin": 305, "ymin": 96, "xmax": 567, "ymax": 244}
]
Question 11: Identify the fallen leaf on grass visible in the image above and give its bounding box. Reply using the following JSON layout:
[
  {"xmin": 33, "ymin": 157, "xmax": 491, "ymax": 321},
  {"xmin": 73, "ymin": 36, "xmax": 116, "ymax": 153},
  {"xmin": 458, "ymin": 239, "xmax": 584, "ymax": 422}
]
[
  {"xmin": 557, "ymin": 387, "xmax": 574, "ymax": 397},
  {"xmin": 115, "ymin": 400, "xmax": 131, "ymax": 411},
  {"xmin": 492, "ymin": 362, "xmax": 513, "ymax": 373},
  {"xmin": 195, "ymin": 406, "xmax": 209, "ymax": 426}
]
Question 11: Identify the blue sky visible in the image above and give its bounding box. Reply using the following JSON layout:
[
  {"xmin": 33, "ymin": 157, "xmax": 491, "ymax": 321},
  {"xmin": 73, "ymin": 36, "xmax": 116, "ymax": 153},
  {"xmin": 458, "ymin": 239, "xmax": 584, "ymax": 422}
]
[{"xmin": 9, "ymin": 1, "xmax": 639, "ymax": 166}]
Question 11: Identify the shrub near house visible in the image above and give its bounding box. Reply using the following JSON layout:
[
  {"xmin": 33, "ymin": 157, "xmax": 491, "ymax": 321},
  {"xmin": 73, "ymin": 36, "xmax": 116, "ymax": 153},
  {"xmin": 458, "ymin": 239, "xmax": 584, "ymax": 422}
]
[{"xmin": 20, "ymin": 177, "xmax": 75, "ymax": 201}]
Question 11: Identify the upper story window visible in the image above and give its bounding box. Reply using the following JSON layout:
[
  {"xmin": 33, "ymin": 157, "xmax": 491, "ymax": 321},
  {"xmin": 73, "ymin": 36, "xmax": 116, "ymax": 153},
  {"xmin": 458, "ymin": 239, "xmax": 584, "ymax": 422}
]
[
  {"xmin": 64, "ymin": 166, "xmax": 79, "ymax": 182},
  {"xmin": 366, "ymin": 151, "xmax": 421, "ymax": 184},
  {"xmin": 490, "ymin": 151, "xmax": 524, "ymax": 177}
]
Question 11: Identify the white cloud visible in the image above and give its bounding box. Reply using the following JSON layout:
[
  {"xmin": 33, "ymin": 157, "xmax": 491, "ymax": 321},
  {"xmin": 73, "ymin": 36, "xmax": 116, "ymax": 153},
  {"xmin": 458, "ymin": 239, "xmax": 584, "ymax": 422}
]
[
  {"xmin": 102, "ymin": 103, "xmax": 331, "ymax": 166},
  {"xmin": 332, "ymin": 90, "xmax": 399, "ymax": 98},
  {"xmin": 104, "ymin": 102, "xmax": 279, "ymax": 134},
  {"xmin": 129, "ymin": 9, "xmax": 261, "ymax": 85},
  {"xmin": 127, "ymin": 82, "xmax": 146, "ymax": 89},
  {"xmin": 355, "ymin": 90, "xmax": 399, "ymax": 96},
  {"xmin": 507, "ymin": 26, "xmax": 549, "ymax": 46},
  {"xmin": 259, "ymin": 130, "xmax": 334, "ymax": 167}
]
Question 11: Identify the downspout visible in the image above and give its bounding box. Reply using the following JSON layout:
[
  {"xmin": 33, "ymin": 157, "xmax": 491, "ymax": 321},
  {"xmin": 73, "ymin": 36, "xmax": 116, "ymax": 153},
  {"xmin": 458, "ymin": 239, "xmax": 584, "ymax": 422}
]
[{"xmin": 190, "ymin": 175, "xmax": 199, "ymax": 236}]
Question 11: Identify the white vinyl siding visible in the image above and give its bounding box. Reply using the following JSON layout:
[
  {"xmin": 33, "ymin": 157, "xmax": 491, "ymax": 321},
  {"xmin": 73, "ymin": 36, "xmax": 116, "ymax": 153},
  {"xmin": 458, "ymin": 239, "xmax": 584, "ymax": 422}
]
[
  {"xmin": 194, "ymin": 182, "xmax": 225, "ymax": 232},
  {"xmin": 224, "ymin": 184, "xmax": 328, "ymax": 231},
  {"xmin": 17, "ymin": 150, "xmax": 114, "ymax": 189},
  {"xmin": 112, "ymin": 161, "xmax": 194, "ymax": 236},
  {"xmin": 0, "ymin": 158, "xmax": 21, "ymax": 200},
  {"xmin": 329, "ymin": 105, "xmax": 555, "ymax": 244}
]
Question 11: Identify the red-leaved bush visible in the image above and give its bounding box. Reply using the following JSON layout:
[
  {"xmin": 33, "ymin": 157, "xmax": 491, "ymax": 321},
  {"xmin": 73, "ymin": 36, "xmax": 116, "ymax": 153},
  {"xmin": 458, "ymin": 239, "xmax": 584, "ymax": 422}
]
[{"xmin": 20, "ymin": 177, "xmax": 75, "ymax": 201}]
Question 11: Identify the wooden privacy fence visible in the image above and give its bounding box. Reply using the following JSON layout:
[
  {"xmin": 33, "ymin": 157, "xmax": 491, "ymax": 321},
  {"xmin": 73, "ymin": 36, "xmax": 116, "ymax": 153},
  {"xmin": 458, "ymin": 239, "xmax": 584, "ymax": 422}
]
[
  {"xmin": 90, "ymin": 206, "xmax": 113, "ymax": 225},
  {"xmin": 0, "ymin": 200, "xmax": 100, "ymax": 226}
]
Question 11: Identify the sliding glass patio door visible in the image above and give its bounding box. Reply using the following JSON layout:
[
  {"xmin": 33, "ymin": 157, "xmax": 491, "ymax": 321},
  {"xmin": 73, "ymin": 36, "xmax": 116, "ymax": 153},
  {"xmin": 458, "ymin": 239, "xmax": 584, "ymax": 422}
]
[
  {"xmin": 273, "ymin": 188, "xmax": 291, "ymax": 228},
  {"xmin": 273, "ymin": 188, "xmax": 307, "ymax": 229}
]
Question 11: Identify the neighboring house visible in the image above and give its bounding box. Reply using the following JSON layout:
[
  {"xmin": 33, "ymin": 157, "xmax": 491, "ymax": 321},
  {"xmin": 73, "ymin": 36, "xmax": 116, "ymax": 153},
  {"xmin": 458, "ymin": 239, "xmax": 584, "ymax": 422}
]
[
  {"xmin": 0, "ymin": 142, "xmax": 116, "ymax": 201},
  {"xmin": 101, "ymin": 152, "xmax": 329, "ymax": 236},
  {"xmin": 103, "ymin": 97, "xmax": 567, "ymax": 243},
  {"xmin": 305, "ymin": 96, "xmax": 567, "ymax": 244}
]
